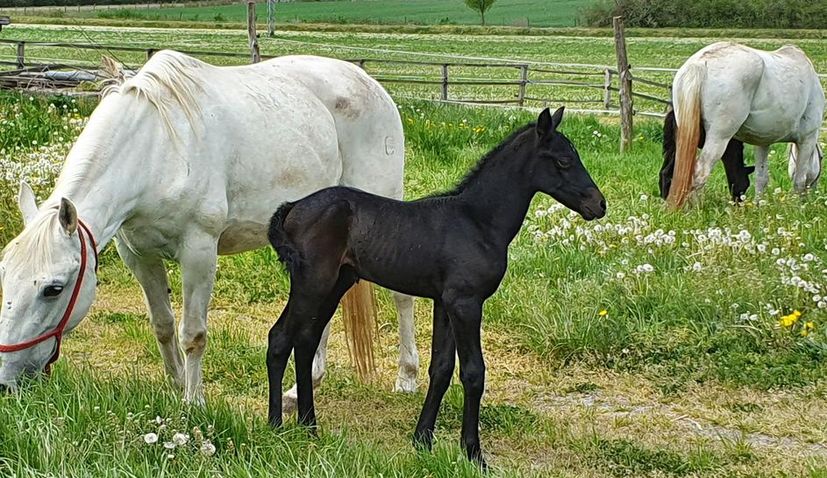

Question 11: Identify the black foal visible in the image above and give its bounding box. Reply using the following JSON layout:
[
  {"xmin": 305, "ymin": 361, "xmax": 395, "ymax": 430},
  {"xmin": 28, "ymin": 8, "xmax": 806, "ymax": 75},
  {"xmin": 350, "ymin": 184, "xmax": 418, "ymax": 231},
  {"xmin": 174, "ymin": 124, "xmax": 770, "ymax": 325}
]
[{"xmin": 266, "ymin": 107, "xmax": 606, "ymax": 467}]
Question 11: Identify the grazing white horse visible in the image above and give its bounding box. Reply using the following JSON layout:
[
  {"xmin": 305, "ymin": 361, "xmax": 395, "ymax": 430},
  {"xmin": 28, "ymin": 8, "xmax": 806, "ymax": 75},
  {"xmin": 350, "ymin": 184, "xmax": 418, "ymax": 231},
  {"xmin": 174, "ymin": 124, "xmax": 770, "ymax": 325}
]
[
  {"xmin": 0, "ymin": 51, "xmax": 419, "ymax": 405},
  {"xmin": 667, "ymin": 42, "xmax": 825, "ymax": 208}
]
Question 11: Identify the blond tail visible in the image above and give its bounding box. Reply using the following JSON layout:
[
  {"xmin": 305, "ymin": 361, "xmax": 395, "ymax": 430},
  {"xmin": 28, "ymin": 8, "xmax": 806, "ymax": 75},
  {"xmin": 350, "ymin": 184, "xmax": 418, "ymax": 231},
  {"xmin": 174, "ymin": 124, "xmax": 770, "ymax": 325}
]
[
  {"xmin": 667, "ymin": 63, "xmax": 705, "ymax": 209},
  {"xmin": 341, "ymin": 280, "xmax": 378, "ymax": 382}
]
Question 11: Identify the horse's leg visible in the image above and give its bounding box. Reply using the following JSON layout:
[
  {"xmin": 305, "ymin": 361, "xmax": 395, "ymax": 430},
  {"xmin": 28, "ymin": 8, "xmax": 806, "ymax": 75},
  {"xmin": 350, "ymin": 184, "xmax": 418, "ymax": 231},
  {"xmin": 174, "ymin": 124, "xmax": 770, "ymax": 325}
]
[
  {"xmin": 115, "ymin": 241, "xmax": 184, "ymax": 389},
  {"xmin": 267, "ymin": 302, "xmax": 293, "ymax": 427},
  {"xmin": 753, "ymin": 145, "xmax": 770, "ymax": 197},
  {"xmin": 444, "ymin": 295, "xmax": 487, "ymax": 468},
  {"xmin": 293, "ymin": 270, "xmax": 357, "ymax": 428},
  {"xmin": 282, "ymin": 321, "xmax": 332, "ymax": 414},
  {"xmin": 393, "ymin": 292, "xmax": 418, "ymax": 393},
  {"xmin": 178, "ymin": 231, "xmax": 218, "ymax": 405},
  {"xmin": 413, "ymin": 301, "xmax": 455, "ymax": 450},
  {"xmin": 791, "ymin": 137, "xmax": 821, "ymax": 193},
  {"xmin": 691, "ymin": 135, "xmax": 730, "ymax": 198}
]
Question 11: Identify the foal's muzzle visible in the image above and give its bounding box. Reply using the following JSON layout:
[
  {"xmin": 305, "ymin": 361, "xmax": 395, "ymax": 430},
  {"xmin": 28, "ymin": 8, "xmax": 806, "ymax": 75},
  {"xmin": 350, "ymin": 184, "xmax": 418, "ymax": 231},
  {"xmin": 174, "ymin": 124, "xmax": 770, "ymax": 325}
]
[{"xmin": 580, "ymin": 189, "xmax": 607, "ymax": 220}]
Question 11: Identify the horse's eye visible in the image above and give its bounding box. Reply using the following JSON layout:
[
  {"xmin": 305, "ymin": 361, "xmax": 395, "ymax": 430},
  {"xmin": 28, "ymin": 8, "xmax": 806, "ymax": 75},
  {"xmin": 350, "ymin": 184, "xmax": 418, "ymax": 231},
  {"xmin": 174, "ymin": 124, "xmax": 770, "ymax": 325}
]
[
  {"xmin": 43, "ymin": 285, "xmax": 64, "ymax": 298},
  {"xmin": 556, "ymin": 159, "xmax": 572, "ymax": 169}
]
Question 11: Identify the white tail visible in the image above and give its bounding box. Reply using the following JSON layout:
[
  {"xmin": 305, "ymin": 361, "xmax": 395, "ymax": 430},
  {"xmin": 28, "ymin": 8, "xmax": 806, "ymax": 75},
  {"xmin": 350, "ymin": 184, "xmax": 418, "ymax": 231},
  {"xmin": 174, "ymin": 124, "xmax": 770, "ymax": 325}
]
[
  {"xmin": 341, "ymin": 280, "xmax": 378, "ymax": 382},
  {"xmin": 667, "ymin": 63, "xmax": 705, "ymax": 209}
]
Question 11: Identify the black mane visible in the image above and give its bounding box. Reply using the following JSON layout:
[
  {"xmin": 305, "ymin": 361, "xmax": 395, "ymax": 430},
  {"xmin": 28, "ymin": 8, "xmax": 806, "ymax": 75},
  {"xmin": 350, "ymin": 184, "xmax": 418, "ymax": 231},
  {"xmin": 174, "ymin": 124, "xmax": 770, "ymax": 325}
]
[{"xmin": 432, "ymin": 122, "xmax": 536, "ymax": 198}]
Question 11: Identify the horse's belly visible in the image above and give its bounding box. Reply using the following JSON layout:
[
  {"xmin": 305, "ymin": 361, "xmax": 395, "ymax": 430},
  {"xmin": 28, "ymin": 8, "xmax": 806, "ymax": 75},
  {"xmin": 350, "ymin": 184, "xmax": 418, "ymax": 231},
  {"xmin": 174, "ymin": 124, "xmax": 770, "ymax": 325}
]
[{"xmin": 217, "ymin": 220, "xmax": 269, "ymax": 255}]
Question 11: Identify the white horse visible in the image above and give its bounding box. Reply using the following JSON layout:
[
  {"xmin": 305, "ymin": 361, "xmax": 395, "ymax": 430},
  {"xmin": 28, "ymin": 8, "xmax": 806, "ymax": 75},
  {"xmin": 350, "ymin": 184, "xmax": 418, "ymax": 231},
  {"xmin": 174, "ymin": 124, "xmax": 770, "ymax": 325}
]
[
  {"xmin": 666, "ymin": 42, "xmax": 825, "ymax": 208},
  {"xmin": 0, "ymin": 51, "xmax": 419, "ymax": 406}
]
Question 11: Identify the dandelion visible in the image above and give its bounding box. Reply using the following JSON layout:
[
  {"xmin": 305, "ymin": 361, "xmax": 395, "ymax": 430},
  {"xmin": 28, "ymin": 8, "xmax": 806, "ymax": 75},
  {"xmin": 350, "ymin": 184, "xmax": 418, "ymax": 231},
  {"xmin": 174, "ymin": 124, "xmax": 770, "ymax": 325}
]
[
  {"xmin": 692, "ymin": 262, "xmax": 702, "ymax": 272},
  {"xmin": 803, "ymin": 253, "xmax": 816, "ymax": 262},
  {"xmin": 598, "ymin": 309, "xmax": 608, "ymax": 316},
  {"xmin": 200, "ymin": 441, "xmax": 216, "ymax": 457},
  {"xmin": 143, "ymin": 433, "xmax": 158, "ymax": 445},
  {"xmin": 163, "ymin": 442, "xmax": 175, "ymax": 450},
  {"xmin": 779, "ymin": 310, "xmax": 802, "ymax": 328},
  {"xmin": 172, "ymin": 432, "xmax": 189, "ymax": 446}
]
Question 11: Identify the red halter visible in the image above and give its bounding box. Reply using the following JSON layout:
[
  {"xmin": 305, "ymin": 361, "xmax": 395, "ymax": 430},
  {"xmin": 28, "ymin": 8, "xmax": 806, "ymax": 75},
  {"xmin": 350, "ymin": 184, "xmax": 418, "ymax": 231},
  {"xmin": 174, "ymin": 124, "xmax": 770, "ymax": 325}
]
[{"xmin": 0, "ymin": 220, "xmax": 98, "ymax": 373}]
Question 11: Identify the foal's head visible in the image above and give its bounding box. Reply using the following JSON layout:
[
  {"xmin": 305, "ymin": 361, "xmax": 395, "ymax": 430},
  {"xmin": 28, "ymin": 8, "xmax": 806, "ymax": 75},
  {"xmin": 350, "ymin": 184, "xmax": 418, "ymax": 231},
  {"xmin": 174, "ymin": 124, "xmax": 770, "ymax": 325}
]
[{"xmin": 529, "ymin": 107, "xmax": 606, "ymax": 220}]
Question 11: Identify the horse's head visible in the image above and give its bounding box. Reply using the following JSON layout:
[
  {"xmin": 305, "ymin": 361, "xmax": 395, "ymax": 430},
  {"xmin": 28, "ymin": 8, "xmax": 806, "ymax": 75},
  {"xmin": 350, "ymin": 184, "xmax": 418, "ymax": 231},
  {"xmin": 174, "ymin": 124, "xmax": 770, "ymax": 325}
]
[
  {"xmin": 0, "ymin": 182, "xmax": 98, "ymax": 390},
  {"xmin": 531, "ymin": 107, "xmax": 606, "ymax": 220}
]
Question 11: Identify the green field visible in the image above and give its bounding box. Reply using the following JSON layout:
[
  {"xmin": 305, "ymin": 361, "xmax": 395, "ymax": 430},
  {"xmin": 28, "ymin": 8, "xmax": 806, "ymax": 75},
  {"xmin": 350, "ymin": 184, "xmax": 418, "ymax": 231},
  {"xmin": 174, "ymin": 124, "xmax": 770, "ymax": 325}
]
[
  {"xmin": 1, "ymin": 23, "xmax": 827, "ymax": 477},
  {"xmin": 29, "ymin": 0, "xmax": 597, "ymax": 27}
]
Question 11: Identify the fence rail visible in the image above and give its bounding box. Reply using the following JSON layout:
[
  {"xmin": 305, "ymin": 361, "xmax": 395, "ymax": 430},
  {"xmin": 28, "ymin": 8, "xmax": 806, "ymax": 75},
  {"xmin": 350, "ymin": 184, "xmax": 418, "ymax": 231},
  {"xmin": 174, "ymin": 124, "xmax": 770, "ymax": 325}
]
[{"xmin": 1, "ymin": 38, "xmax": 825, "ymax": 135}]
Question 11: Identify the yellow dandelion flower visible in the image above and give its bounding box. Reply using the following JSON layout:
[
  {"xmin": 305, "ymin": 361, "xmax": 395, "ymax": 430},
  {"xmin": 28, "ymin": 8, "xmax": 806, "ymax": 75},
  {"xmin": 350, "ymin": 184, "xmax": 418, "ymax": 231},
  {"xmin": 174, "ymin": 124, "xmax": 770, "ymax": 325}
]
[
  {"xmin": 779, "ymin": 310, "xmax": 802, "ymax": 328},
  {"xmin": 598, "ymin": 309, "xmax": 608, "ymax": 317}
]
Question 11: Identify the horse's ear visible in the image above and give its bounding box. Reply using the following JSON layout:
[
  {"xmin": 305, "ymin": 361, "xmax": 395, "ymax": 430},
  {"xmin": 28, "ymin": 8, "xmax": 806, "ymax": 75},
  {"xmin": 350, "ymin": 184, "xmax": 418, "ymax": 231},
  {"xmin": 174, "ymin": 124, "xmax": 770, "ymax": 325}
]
[
  {"xmin": 18, "ymin": 180, "xmax": 38, "ymax": 225},
  {"xmin": 537, "ymin": 107, "xmax": 565, "ymax": 139},
  {"xmin": 58, "ymin": 198, "xmax": 78, "ymax": 236},
  {"xmin": 537, "ymin": 108, "xmax": 552, "ymax": 138},
  {"xmin": 550, "ymin": 106, "xmax": 565, "ymax": 131}
]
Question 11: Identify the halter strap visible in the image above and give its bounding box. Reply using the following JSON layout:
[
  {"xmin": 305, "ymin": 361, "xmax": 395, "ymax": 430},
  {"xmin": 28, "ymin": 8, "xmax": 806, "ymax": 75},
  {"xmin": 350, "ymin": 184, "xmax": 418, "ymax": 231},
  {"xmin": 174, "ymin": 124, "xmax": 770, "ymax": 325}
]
[{"xmin": 0, "ymin": 219, "xmax": 98, "ymax": 371}]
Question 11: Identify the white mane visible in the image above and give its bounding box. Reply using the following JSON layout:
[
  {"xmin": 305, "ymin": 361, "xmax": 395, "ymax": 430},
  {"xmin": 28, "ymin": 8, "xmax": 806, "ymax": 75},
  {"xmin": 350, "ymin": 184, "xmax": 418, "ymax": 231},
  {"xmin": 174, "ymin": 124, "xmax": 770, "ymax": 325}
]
[
  {"xmin": 102, "ymin": 50, "xmax": 205, "ymax": 139},
  {"xmin": 1, "ymin": 208, "xmax": 61, "ymax": 272}
]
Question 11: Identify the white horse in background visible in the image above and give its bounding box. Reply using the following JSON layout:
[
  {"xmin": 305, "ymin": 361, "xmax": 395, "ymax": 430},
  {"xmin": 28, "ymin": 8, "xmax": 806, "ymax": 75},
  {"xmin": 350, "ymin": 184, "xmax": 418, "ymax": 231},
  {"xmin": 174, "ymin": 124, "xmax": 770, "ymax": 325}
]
[
  {"xmin": 666, "ymin": 42, "xmax": 825, "ymax": 208},
  {"xmin": 0, "ymin": 51, "xmax": 419, "ymax": 406}
]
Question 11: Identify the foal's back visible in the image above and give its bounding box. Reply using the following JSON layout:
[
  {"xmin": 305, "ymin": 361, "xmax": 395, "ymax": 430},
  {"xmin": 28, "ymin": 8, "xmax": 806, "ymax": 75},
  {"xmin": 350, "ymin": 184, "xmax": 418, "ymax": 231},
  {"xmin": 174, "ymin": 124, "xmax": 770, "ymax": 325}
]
[{"xmin": 274, "ymin": 187, "xmax": 496, "ymax": 300}]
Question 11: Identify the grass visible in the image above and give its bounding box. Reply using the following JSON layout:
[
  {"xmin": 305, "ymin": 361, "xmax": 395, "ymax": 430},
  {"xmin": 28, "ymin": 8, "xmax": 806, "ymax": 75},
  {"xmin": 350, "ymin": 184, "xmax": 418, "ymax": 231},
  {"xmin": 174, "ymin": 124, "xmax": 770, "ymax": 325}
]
[
  {"xmin": 2, "ymin": 89, "xmax": 827, "ymax": 475},
  {"xmin": 2, "ymin": 24, "xmax": 827, "ymax": 121},
  {"xmin": 19, "ymin": 0, "xmax": 598, "ymax": 28}
]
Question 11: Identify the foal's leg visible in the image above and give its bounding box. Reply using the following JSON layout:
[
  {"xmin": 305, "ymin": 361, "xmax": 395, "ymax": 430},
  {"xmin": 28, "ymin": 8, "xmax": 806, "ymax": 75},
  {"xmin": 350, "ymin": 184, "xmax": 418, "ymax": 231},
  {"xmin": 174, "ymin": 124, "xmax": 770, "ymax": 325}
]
[
  {"xmin": 178, "ymin": 230, "xmax": 219, "ymax": 405},
  {"xmin": 115, "ymin": 241, "xmax": 185, "ymax": 389},
  {"xmin": 444, "ymin": 296, "xmax": 487, "ymax": 468},
  {"xmin": 282, "ymin": 322, "xmax": 332, "ymax": 414},
  {"xmin": 413, "ymin": 301, "xmax": 455, "ymax": 449},
  {"xmin": 753, "ymin": 145, "xmax": 770, "ymax": 197},
  {"xmin": 393, "ymin": 292, "xmax": 419, "ymax": 393},
  {"xmin": 267, "ymin": 303, "xmax": 293, "ymax": 427},
  {"xmin": 293, "ymin": 272, "xmax": 357, "ymax": 427}
]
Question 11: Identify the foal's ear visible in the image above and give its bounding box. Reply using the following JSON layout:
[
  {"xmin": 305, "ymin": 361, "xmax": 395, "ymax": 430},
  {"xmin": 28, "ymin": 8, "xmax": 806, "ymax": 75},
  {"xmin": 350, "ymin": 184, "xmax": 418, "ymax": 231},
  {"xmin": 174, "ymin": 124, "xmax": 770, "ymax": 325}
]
[
  {"xmin": 18, "ymin": 180, "xmax": 38, "ymax": 225},
  {"xmin": 537, "ymin": 106, "xmax": 565, "ymax": 138},
  {"xmin": 744, "ymin": 165, "xmax": 756, "ymax": 176},
  {"xmin": 58, "ymin": 197, "xmax": 78, "ymax": 236}
]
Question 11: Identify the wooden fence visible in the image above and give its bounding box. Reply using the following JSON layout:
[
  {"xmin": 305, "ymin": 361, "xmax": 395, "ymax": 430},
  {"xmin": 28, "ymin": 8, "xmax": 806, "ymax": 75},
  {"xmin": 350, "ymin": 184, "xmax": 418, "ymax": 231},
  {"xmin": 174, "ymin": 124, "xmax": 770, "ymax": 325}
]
[
  {"xmin": 0, "ymin": 38, "xmax": 670, "ymax": 113},
  {"xmin": 1, "ymin": 37, "xmax": 825, "ymax": 141}
]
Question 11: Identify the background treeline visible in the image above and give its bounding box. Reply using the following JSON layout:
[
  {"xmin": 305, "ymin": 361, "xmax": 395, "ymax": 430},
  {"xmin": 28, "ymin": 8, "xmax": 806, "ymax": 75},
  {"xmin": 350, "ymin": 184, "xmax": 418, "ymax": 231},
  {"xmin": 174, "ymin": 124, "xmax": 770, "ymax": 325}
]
[
  {"xmin": 583, "ymin": 0, "xmax": 827, "ymax": 29},
  {"xmin": 0, "ymin": 0, "xmax": 201, "ymax": 7}
]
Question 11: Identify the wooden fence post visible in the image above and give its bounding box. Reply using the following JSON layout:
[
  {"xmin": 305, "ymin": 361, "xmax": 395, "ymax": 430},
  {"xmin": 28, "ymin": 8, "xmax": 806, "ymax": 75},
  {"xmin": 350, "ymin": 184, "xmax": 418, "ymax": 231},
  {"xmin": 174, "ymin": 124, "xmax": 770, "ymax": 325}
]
[
  {"xmin": 603, "ymin": 68, "xmax": 612, "ymax": 110},
  {"xmin": 247, "ymin": 0, "xmax": 261, "ymax": 64},
  {"xmin": 16, "ymin": 42, "xmax": 24, "ymax": 69},
  {"xmin": 441, "ymin": 64, "xmax": 449, "ymax": 101},
  {"xmin": 518, "ymin": 64, "xmax": 528, "ymax": 107},
  {"xmin": 613, "ymin": 16, "xmax": 633, "ymax": 153}
]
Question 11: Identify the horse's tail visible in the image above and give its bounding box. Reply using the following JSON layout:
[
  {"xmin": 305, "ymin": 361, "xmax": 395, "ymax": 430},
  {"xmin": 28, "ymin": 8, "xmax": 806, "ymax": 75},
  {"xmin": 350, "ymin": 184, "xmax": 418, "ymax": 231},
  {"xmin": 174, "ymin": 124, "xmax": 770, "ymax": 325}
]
[
  {"xmin": 660, "ymin": 108, "xmax": 677, "ymax": 199},
  {"xmin": 667, "ymin": 63, "xmax": 705, "ymax": 209},
  {"xmin": 268, "ymin": 201, "xmax": 301, "ymax": 275},
  {"xmin": 341, "ymin": 279, "xmax": 378, "ymax": 383}
]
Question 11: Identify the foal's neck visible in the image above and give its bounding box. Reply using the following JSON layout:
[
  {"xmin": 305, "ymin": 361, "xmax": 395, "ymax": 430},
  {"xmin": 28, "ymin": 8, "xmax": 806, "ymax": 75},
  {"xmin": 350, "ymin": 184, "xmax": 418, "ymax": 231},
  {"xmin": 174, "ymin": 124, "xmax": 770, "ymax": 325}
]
[{"xmin": 456, "ymin": 137, "xmax": 537, "ymax": 248}]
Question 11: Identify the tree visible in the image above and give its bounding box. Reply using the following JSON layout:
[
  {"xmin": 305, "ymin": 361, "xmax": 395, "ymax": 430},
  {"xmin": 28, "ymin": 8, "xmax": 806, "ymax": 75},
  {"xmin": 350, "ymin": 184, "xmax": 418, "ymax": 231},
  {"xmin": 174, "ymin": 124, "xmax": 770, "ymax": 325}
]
[{"xmin": 464, "ymin": 0, "xmax": 496, "ymax": 26}]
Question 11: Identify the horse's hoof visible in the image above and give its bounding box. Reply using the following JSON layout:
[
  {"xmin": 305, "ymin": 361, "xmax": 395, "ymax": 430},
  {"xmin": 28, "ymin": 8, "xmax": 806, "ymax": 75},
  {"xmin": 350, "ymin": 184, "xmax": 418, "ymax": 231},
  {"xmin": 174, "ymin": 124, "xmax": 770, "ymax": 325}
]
[
  {"xmin": 412, "ymin": 430, "xmax": 433, "ymax": 451},
  {"xmin": 282, "ymin": 393, "xmax": 298, "ymax": 414},
  {"xmin": 394, "ymin": 376, "xmax": 417, "ymax": 393},
  {"xmin": 183, "ymin": 393, "xmax": 206, "ymax": 407}
]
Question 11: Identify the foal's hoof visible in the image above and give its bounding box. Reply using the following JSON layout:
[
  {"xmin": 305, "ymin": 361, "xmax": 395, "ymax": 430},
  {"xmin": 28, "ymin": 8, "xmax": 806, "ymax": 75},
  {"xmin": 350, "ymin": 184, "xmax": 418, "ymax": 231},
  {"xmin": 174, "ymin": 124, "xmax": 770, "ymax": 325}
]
[{"xmin": 412, "ymin": 430, "xmax": 434, "ymax": 451}]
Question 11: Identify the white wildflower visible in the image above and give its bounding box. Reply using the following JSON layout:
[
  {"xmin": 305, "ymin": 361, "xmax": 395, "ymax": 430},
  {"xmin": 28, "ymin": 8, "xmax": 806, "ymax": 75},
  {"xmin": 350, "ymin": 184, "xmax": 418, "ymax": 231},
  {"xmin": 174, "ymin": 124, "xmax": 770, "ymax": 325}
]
[{"xmin": 143, "ymin": 433, "xmax": 158, "ymax": 445}]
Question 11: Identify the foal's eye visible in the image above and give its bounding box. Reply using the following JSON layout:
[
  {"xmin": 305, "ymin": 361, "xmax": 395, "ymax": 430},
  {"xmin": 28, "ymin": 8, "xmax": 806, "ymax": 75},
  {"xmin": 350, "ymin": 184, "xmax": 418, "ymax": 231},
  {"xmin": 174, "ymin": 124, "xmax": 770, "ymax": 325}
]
[
  {"xmin": 556, "ymin": 159, "xmax": 572, "ymax": 169},
  {"xmin": 42, "ymin": 285, "xmax": 64, "ymax": 298}
]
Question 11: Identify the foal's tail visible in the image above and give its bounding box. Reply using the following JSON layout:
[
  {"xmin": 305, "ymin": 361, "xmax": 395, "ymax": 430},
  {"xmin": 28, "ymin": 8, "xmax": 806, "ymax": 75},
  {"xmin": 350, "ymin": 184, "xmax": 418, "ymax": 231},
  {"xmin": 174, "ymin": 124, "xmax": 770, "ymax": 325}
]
[
  {"xmin": 268, "ymin": 199, "xmax": 377, "ymax": 383},
  {"xmin": 667, "ymin": 63, "xmax": 705, "ymax": 209},
  {"xmin": 268, "ymin": 201, "xmax": 301, "ymax": 275},
  {"xmin": 341, "ymin": 280, "xmax": 378, "ymax": 383}
]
